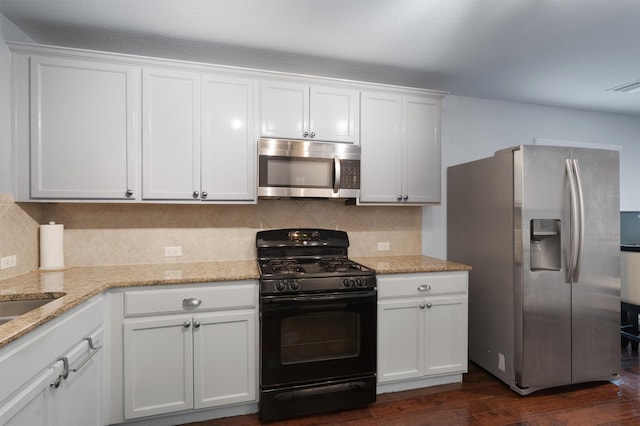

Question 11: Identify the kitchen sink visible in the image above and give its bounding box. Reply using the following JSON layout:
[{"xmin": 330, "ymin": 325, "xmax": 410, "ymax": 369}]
[{"xmin": 0, "ymin": 297, "xmax": 62, "ymax": 326}]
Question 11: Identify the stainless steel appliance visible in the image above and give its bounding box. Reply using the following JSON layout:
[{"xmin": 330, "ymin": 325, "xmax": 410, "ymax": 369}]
[
  {"xmin": 256, "ymin": 229, "xmax": 376, "ymax": 422},
  {"xmin": 447, "ymin": 145, "xmax": 620, "ymax": 395},
  {"xmin": 257, "ymin": 138, "xmax": 361, "ymax": 199}
]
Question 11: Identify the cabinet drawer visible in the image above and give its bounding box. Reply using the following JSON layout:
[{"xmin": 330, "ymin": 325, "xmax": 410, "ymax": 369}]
[
  {"xmin": 378, "ymin": 272, "xmax": 467, "ymax": 299},
  {"xmin": 124, "ymin": 282, "xmax": 256, "ymax": 317}
]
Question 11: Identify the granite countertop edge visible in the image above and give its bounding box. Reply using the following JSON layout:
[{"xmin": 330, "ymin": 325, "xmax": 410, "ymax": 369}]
[{"xmin": 0, "ymin": 256, "xmax": 471, "ymax": 348}]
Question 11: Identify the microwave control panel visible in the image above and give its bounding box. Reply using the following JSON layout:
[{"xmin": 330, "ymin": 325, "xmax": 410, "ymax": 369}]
[{"xmin": 340, "ymin": 160, "xmax": 360, "ymax": 189}]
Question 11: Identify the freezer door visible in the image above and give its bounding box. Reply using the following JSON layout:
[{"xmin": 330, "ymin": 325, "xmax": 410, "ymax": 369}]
[
  {"xmin": 569, "ymin": 148, "xmax": 620, "ymax": 383},
  {"xmin": 516, "ymin": 145, "xmax": 573, "ymax": 389}
]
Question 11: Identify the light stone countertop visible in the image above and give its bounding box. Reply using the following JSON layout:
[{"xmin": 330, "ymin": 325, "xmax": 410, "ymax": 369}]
[{"xmin": 0, "ymin": 256, "xmax": 470, "ymax": 348}]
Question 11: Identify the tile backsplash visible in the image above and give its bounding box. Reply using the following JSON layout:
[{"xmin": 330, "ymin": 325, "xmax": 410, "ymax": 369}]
[
  {"xmin": 0, "ymin": 194, "xmax": 41, "ymax": 279},
  {"xmin": 36, "ymin": 199, "xmax": 422, "ymax": 267}
]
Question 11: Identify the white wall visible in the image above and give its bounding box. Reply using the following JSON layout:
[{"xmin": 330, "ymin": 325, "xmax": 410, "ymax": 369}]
[{"xmin": 424, "ymin": 95, "xmax": 640, "ymax": 259}]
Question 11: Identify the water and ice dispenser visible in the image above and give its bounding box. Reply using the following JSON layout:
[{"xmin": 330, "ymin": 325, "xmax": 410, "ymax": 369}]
[{"xmin": 530, "ymin": 219, "xmax": 561, "ymax": 271}]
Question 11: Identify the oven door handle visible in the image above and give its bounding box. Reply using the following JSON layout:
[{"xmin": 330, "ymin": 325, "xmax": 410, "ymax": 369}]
[{"xmin": 262, "ymin": 292, "xmax": 375, "ymax": 304}]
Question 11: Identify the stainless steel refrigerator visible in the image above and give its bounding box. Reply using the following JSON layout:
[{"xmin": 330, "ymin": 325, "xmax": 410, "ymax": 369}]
[{"xmin": 447, "ymin": 145, "xmax": 620, "ymax": 395}]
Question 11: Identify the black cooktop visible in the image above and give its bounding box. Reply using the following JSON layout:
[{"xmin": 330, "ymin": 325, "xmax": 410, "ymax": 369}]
[{"xmin": 256, "ymin": 229, "xmax": 376, "ymax": 294}]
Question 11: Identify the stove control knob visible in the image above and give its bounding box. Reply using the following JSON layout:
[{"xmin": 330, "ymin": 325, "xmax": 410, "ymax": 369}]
[
  {"xmin": 342, "ymin": 278, "xmax": 352, "ymax": 288},
  {"xmin": 275, "ymin": 281, "xmax": 286, "ymax": 292},
  {"xmin": 289, "ymin": 280, "xmax": 300, "ymax": 291},
  {"xmin": 356, "ymin": 278, "xmax": 365, "ymax": 287}
]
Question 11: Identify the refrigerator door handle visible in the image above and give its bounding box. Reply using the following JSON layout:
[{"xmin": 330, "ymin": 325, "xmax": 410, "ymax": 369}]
[
  {"xmin": 572, "ymin": 159, "xmax": 585, "ymax": 283},
  {"xmin": 565, "ymin": 159, "xmax": 579, "ymax": 283}
]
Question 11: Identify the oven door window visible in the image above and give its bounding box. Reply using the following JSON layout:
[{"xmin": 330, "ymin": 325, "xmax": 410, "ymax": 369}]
[{"xmin": 281, "ymin": 310, "xmax": 359, "ymax": 364}]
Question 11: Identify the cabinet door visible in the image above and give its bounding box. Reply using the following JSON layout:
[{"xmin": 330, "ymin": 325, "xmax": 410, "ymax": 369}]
[
  {"xmin": 309, "ymin": 86, "xmax": 359, "ymax": 143},
  {"xmin": 424, "ymin": 297, "xmax": 468, "ymax": 376},
  {"xmin": 260, "ymin": 81, "xmax": 309, "ymax": 140},
  {"xmin": 0, "ymin": 368, "xmax": 55, "ymax": 426},
  {"xmin": 403, "ymin": 95, "xmax": 441, "ymax": 203},
  {"xmin": 52, "ymin": 331, "xmax": 103, "ymax": 426},
  {"xmin": 123, "ymin": 316, "xmax": 193, "ymax": 419},
  {"xmin": 142, "ymin": 68, "xmax": 201, "ymax": 200},
  {"xmin": 201, "ymin": 75, "xmax": 256, "ymax": 201},
  {"xmin": 193, "ymin": 310, "xmax": 256, "ymax": 409},
  {"xmin": 377, "ymin": 299, "xmax": 425, "ymax": 383},
  {"xmin": 30, "ymin": 56, "xmax": 138, "ymax": 200},
  {"xmin": 359, "ymin": 92, "xmax": 402, "ymax": 203}
]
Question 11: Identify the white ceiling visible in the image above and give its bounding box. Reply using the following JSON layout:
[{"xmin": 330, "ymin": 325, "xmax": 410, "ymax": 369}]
[{"xmin": 1, "ymin": 0, "xmax": 639, "ymax": 116}]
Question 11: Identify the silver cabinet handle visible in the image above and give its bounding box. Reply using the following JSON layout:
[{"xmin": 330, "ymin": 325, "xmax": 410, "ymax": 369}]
[
  {"xmin": 125, "ymin": 189, "xmax": 133, "ymax": 198},
  {"xmin": 303, "ymin": 131, "xmax": 310, "ymax": 137},
  {"xmin": 50, "ymin": 356, "xmax": 69, "ymax": 388},
  {"xmin": 183, "ymin": 298, "xmax": 202, "ymax": 308},
  {"xmin": 60, "ymin": 356, "xmax": 69, "ymax": 380},
  {"xmin": 397, "ymin": 195, "xmax": 403, "ymax": 201},
  {"xmin": 420, "ymin": 303, "xmax": 425, "ymax": 309},
  {"xmin": 193, "ymin": 321, "xmax": 201, "ymax": 328},
  {"xmin": 71, "ymin": 337, "xmax": 103, "ymax": 373},
  {"xmin": 193, "ymin": 191, "xmax": 199, "ymax": 198},
  {"xmin": 50, "ymin": 375, "xmax": 62, "ymax": 388},
  {"xmin": 201, "ymin": 191, "xmax": 207, "ymax": 199},
  {"xmin": 310, "ymin": 131, "xmax": 316, "ymax": 138},
  {"xmin": 183, "ymin": 321, "xmax": 191, "ymax": 328},
  {"xmin": 403, "ymin": 195, "xmax": 409, "ymax": 201},
  {"xmin": 418, "ymin": 284, "xmax": 431, "ymax": 292},
  {"xmin": 426, "ymin": 303, "xmax": 433, "ymax": 308}
]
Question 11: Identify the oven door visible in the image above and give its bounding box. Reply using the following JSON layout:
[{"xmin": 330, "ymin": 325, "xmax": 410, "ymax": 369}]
[{"xmin": 260, "ymin": 290, "xmax": 376, "ymax": 388}]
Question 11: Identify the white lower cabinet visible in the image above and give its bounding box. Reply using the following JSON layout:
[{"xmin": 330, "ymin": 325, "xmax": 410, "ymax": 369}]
[
  {"xmin": 121, "ymin": 282, "xmax": 257, "ymax": 421},
  {"xmin": 0, "ymin": 296, "xmax": 105, "ymax": 426},
  {"xmin": 0, "ymin": 368, "xmax": 55, "ymax": 426},
  {"xmin": 377, "ymin": 272, "xmax": 468, "ymax": 392}
]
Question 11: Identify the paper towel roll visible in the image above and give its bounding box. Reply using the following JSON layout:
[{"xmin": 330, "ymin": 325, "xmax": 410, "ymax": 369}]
[{"xmin": 40, "ymin": 221, "xmax": 64, "ymax": 270}]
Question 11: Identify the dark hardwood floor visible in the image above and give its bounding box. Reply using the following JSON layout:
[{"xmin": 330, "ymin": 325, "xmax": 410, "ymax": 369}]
[{"xmin": 187, "ymin": 348, "xmax": 640, "ymax": 425}]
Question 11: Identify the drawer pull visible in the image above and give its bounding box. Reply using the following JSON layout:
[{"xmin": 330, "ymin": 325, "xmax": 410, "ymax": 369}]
[
  {"xmin": 417, "ymin": 284, "xmax": 431, "ymax": 292},
  {"xmin": 71, "ymin": 337, "xmax": 103, "ymax": 373},
  {"xmin": 183, "ymin": 298, "xmax": 202, "ymax": 308},
  {"xmin": 50, "ymin": 356, "xmax": 69, "ymax": 388}
]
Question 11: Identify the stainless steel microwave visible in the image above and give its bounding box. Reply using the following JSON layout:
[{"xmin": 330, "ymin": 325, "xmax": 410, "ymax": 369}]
[{"xmin": 257, "ymin": 139, "xmax": 361, "ymax": 199}]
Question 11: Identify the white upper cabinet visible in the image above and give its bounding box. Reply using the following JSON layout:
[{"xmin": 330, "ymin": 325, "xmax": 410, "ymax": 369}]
[
  {"xmin": 359, "ymin": 92, "xmax": 402, "ymax": 203},
  {"xmin": 200, "ymin": 74, "xmax": 256, "ymax": 201},
  {"xmin": 403, "ymin": 96, "xmax": 441, "ymax": 204},
  {"xmin": 142, "ymin": 69, "xmax": 256, "ymax": 202},
  {"xmin": 260, "ymin": 81, "xmax": 359, "ymax": 143},
  {"xmin": 30, "ymin": 56, "xmax": 139, "ymax": 200},
  {"xmin": 142, "ymin": 68, "xmax": 201, "ymax": 200},
  {"xmin": 360, "ymin": 91, "xmax": 442, "ymax": 204},
  {"xmin": 11, "ymin": 43, "xmax": 445, "ymax": 203}
]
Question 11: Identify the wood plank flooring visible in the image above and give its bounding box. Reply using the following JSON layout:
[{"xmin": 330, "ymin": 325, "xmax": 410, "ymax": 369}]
[{"xmin": 186, "ymin": 348, "xmax": 640, "ymax": 425}]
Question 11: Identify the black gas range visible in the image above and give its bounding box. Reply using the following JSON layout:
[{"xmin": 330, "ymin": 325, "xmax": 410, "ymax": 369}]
[{"xmin": 256, "ymin": 229, "xmax": 377, "ymax": 422}]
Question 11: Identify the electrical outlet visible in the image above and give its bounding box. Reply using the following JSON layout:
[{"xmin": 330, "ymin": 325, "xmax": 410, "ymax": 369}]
[
  {"xmin": 0, "ymin": 255, "xmax": 17, "ymax": 270},
  {"xmin": 164, "ymin": 246, "xmax": 182, "ymax": 257},
  {"xmin": 377, "ymin": 242, "xmax": 390, "ymax": 251}
]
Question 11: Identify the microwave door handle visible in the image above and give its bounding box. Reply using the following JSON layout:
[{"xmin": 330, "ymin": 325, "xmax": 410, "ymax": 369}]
[{"xmin": 333, "ymin": 155, "xmax": 341, "ymax": 193}]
